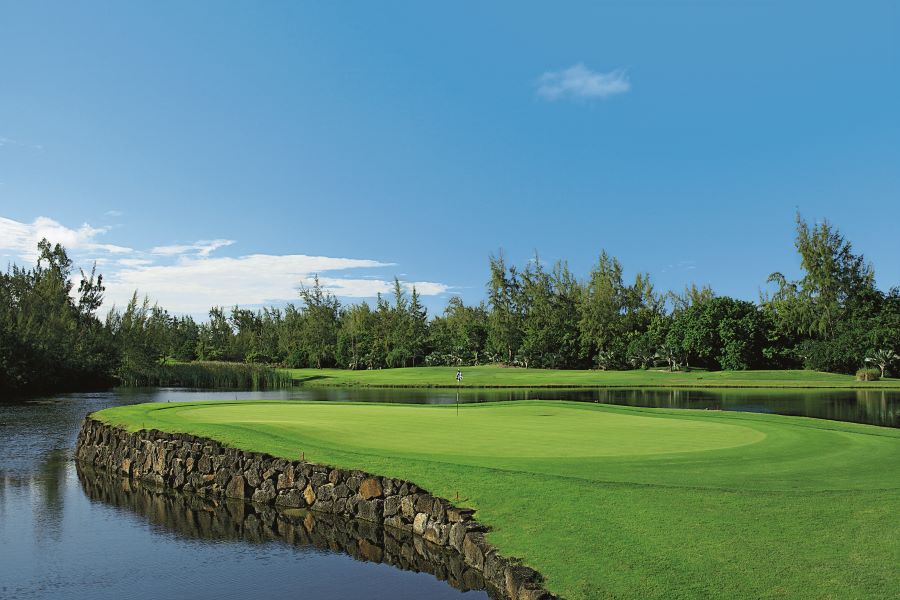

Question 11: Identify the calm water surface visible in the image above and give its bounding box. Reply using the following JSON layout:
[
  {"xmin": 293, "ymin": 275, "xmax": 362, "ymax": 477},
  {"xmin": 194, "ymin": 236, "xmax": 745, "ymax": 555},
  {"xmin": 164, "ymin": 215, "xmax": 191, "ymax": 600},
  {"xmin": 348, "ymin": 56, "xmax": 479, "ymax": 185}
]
[{"xmin": 2, "ymin": 385, "xmax": 898, "ymax": 599}]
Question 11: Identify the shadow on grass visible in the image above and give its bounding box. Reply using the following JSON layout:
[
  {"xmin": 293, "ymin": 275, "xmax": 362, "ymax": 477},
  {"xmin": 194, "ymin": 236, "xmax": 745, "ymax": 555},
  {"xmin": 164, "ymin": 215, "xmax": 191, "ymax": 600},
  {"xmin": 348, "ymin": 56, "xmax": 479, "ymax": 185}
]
[{"xmin": 292, "ymin": 375, "xmax": 332, "ymax": 385}]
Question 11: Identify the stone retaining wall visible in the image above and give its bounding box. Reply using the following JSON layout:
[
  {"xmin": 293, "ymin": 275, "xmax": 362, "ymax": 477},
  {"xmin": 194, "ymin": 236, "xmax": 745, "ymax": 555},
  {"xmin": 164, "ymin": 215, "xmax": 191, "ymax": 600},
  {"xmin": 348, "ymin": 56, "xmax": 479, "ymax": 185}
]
[
  {"xmin": 75, "ymin": 416, "xmax": 556, "ymax": 600},
  {"xmin": 78, "ymin": 464, "xmax": 492, "ymax": 596}
]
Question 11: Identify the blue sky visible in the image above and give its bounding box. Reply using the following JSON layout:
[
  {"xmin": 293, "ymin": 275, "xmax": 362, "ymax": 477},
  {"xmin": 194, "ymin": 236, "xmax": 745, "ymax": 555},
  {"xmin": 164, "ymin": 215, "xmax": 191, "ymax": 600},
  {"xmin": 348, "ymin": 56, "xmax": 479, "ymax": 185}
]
[{"xmin": 1, "ymin": 1, "xmax": 898, "ymax": 318}]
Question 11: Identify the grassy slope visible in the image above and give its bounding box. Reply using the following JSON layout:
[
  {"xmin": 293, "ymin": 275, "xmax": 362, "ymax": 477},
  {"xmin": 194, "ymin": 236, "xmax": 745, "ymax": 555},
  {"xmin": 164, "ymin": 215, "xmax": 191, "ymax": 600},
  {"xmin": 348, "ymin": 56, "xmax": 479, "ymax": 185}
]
[
  {"xmin": 98, "ymin": 401, "xmax": 900, "ymax": 600},
  {"xmin": 285, "ymin": 365, "xmax": 900, "ymax": 389}
]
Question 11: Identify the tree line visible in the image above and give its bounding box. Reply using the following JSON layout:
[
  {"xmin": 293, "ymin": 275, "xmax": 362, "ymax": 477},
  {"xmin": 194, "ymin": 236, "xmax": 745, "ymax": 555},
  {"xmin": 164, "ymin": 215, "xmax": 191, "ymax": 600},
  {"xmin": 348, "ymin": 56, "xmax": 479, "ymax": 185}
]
[{"xmin": 2, "ymin": 215, "xmax": 898, "ymax": 393}]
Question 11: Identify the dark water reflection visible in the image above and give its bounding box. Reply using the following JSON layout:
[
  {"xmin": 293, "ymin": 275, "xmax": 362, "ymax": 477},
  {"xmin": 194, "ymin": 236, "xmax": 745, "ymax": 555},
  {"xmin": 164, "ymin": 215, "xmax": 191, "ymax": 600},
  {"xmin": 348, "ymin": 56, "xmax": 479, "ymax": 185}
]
[
  {"xmin": 76, "ymin": 465, "xmax": 495, "ymax": 597},
  {"xmin": 2, "ymin": 385, "xmax": 898, "ymax": 599}
]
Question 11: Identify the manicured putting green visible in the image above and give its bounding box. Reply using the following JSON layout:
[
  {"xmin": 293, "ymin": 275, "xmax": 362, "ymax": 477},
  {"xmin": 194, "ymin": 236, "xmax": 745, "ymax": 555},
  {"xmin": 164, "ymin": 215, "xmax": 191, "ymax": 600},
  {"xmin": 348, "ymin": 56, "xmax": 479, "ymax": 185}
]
[
  {"xmin": 98, "ymin": 400, "xmax": 900, "ymax": 600},
  {"xmin": 174, "ymin": 402, "xmax": 765, "ymax": 457}
]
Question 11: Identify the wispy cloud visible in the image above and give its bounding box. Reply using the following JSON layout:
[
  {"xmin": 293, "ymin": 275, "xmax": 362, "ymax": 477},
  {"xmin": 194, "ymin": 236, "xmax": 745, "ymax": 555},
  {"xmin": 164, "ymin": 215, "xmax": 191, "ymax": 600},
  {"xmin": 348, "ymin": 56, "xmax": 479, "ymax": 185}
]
[
  {"xmin": 660, "ymin": 260, "xmax": 698, "ymax": 274},
  {"xmin": 536, "ymin": 64, "xmax": 630, "ymax": 101},
  {"xmin": 151, "ymin": 239, "xmax": 235, "ymax": 258},
  {"xmin": 117, "ymin": 258, "xmax": 154, "ymax": 267},
  {"xmin": 103, "ymin": 253, "xmax": 445, "ymax": 313},
  {"xmin": 0, "ymin": 216, "xmax": 133, "ymax": 260},
  {"xmin": 1, "ymin": 214, "xmax": 450, "ymax": 315},
  {"xmin": 0, "ymin": 136, "xmax": 43, "ymax": 150}
]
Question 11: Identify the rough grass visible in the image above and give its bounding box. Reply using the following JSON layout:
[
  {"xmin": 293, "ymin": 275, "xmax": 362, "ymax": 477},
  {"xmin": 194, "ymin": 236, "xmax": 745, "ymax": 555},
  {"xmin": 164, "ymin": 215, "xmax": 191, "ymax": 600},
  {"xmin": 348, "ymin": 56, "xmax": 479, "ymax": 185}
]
[
  {"xmin": 285, "ymin": 365, "xmax": 900, "ymax": 389},
  {"xmin": 97, "ymin": 400, "xmax": 900, "ymax": 600}
]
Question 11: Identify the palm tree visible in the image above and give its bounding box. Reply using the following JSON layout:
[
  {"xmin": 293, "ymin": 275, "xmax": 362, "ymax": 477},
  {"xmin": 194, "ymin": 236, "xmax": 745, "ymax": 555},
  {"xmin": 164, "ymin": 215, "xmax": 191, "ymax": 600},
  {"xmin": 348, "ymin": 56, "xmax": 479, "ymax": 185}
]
[
  {"xmin": 655, "ymin": 343, "xmax": 679, "ymax": 372},
  {"xmin": 865, "ymin": 349, "xmax": 899, "ymax": 379},
  {"xmin": 595, "ymin": 350, "xmax": 616, "ymax": 371}
]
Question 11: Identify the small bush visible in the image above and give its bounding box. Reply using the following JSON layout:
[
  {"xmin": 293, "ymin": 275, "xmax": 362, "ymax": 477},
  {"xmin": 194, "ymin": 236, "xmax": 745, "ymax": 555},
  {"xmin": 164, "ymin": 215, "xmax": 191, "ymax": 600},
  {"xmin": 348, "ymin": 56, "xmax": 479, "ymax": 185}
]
[{"xmin": 856, "ymin": 368, "xmax": 880, "ymax": 381}]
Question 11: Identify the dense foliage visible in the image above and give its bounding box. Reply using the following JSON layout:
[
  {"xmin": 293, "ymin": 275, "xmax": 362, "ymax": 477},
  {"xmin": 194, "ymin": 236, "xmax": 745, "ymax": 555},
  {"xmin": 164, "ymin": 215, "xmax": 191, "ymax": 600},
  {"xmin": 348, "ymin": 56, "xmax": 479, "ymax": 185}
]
[
  {"xmin": 0, "ymin": 240, "xmax": 115, "ymax": 392},
  {"xmin": 2, "ymin": 215, "xmax": 898, "ymax": 393}
]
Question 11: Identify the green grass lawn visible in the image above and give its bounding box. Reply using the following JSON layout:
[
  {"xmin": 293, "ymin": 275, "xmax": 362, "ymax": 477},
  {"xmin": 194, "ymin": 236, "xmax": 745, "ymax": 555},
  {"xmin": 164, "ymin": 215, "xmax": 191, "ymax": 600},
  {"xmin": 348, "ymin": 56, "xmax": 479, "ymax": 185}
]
[
  {"xmin": 98, "ymin": 400, "xmax": 900, "ymax": 599},
  {"xmin": 285, "ymin": 365, "xmax": 900, "ymax": 389}
]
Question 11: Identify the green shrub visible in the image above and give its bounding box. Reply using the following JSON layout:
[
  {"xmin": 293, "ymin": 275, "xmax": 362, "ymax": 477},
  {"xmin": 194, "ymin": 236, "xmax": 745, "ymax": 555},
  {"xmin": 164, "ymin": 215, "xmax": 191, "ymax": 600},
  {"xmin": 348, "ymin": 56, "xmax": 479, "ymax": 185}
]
[
  {"xmin": 118, "ymin": 361, "xmax": 292, "ymax": 389},
  {"xmin": 855, "ymin": 368, "xmax": 880, "ymax": 381}
]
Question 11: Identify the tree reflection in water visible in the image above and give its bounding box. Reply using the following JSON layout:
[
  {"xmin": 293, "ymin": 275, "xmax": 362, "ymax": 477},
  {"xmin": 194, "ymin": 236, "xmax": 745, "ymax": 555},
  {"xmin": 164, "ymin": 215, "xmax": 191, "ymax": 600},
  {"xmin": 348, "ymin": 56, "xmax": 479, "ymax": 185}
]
[{"xmin": 76, "ymin": 464, "xmax": 497, "ymax": 599}]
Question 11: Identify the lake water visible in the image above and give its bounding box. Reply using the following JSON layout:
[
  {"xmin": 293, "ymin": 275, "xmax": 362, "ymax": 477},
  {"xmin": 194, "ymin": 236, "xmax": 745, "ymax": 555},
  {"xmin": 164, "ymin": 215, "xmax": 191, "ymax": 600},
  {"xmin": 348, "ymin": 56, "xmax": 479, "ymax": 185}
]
[{"xmin": 2, "ymin": 386, "xmax": 898, "ymax": 599}]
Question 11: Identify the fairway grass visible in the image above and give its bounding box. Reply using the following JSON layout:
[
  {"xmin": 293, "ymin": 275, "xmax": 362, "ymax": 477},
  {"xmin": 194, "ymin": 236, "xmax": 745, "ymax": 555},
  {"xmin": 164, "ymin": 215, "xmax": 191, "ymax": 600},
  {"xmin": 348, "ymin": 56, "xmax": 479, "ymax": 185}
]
[
  {"xmin": 97, "ymin": 401, "xmax": 900, "ymax": 599},
  {"xmin": 285, "ymin": 365, "xmax": 900, "ymax": 389}
]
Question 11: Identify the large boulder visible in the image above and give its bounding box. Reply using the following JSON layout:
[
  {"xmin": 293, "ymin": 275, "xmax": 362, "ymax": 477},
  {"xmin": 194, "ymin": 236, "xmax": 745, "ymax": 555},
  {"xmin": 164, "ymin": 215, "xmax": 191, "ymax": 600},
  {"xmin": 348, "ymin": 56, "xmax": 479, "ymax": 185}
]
[
  {"xmin": 447, "ymin": 507, "xmax": 475, "ymax": 523},
  {"xmin": 328, "ymin": 469, "xmax": 344, "ymax": 485},
  {"xmin": 276, "ymin": 466, "xmax": 295, "ymax": 490},
  {"xmin": 216, "ymin": 470, "xmax": 232, "ymax": 490},
  {"xmin": 317, "ymin": 483, "xmax": 335, "ymax": 501},
  {"xmin": 413, "ymin": 512, "xmax": 429, "ymax": 536},
  {"xmin": 333, "ymin": 497, "xmax": 348, "ymax": 515},
  {"xmin": 252, "ymin": 479, "xmax": 277, "ymax": 503},
  {"xmin": 383, "ymin": 495, "xmax": 402, "ymax": 517},
  {"xmin": 505, "ymin": 565, "xmax": 545, "ymax": 600},
  {"xmin": 415, "ymin": 493, "xmax": 434, "ymax": 514},
  {"xmin": 423, "ymin": 521, "xmax": 448, "ymax": 545},
  {"xmin": 313, "ymin": 498, "xmax": 335, "ymax": 513},
  {"xmin": 275, "ymin": 488, "xmax": 304, "ymax": 508},
  {"xmin": 225, "ymin": 475, "xmax": 251, "ymax": 500},
  {"xmin": 400, "ymin": 495, "xmax": 416, "ymax": 519},
  {"xmin": 356, "ymin": 499, "xmax": 384, "ymax": 522},
  {"xmin": 358, "ymin": 477, "xmax": 383, "ymax": 500},
  {"xmin": 303, "ymin": 484, "xmax": 316, "ymax": 506},
  {"xmin": 431, "ymin": 498, "xmax": 447, "ymax": 521},
  {"xmin": 245, "ymin": 465, "xmax": 261, "ymax": 488},
  {"xmin": 449, "ymin": 522, "xmax": 466, "ymax": 551},
  {"xmin": 463, "ymin": 532, "xmax": 486, "ymax": 570}
]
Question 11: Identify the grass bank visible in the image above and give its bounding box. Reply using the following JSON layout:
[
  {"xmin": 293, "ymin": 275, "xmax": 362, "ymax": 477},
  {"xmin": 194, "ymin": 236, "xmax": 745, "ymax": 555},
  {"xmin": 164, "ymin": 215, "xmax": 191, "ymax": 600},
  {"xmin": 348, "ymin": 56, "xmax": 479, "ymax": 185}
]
[
  {"xmin": 98, "ymin": 400, "xmax": 900, "ymax": 599},
  {"xmin": 285, "ymin": 365, "xmax": 900, "ymax": 389}
]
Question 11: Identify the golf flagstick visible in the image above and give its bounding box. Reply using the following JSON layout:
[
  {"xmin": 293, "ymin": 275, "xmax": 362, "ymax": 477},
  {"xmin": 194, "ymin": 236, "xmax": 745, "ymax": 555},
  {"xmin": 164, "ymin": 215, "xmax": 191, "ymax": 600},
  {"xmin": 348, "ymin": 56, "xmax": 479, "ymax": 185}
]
[{"xmin": 456, "ymin": 369, "xmax": 461, "ymax": 415}]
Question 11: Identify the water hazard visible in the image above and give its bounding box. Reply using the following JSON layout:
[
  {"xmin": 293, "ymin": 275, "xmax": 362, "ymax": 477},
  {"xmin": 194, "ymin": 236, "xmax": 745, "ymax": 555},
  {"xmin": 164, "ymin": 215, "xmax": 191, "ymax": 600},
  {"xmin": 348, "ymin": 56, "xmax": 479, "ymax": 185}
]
[{"xmin": 121, "ymin": 385, "xmax": 900, "ymax": 427}]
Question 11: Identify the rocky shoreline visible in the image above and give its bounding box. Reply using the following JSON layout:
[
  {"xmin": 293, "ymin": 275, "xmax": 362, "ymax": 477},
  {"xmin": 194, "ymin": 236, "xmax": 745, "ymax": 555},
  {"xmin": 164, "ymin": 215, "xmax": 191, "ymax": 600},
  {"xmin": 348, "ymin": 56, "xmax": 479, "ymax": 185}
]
[
  {"xmin": 77, "ymin": 463, "xmax": 494, "ymax": 597},
  {"xmin": 75, "ymin": 416, "xmax": 556, "ymax": 600}
]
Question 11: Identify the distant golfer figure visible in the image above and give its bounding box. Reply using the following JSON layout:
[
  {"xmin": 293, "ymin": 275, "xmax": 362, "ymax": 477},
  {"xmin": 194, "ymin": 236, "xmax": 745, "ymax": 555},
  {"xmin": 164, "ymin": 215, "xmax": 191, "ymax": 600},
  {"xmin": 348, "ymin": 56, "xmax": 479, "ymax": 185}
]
[{"xmin": 456, "ymin": 369, "xmax": 463, "ymax": 383}]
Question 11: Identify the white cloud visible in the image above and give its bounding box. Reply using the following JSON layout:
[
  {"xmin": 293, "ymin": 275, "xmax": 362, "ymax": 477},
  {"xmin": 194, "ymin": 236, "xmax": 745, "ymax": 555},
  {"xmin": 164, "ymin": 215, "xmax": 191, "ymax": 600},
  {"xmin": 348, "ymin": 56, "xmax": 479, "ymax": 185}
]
[
  {"xmin": 536, "ymin": 64, "xmax": 630, "ymax": 101},
  {"xmin": 117, "ymin": 258, "xmax": 154, "ymax": 267},
  {"xmin": 103, "ymin": 253, "xmax": 447, "ymax": 313},
  {"xmin": 2, "ymin": 214, "xmax": 451, "ymax": 315},
  {"xmin": 104, "ymin": 210, "xmax": 124, "ymax": 217},
  {"xmin": 0, "ymin": 216, "xmax": 133, "ymax": 260},
  {"xmin": 151, "ymin": 239, "xmax": 235, "ymax": 257}
]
